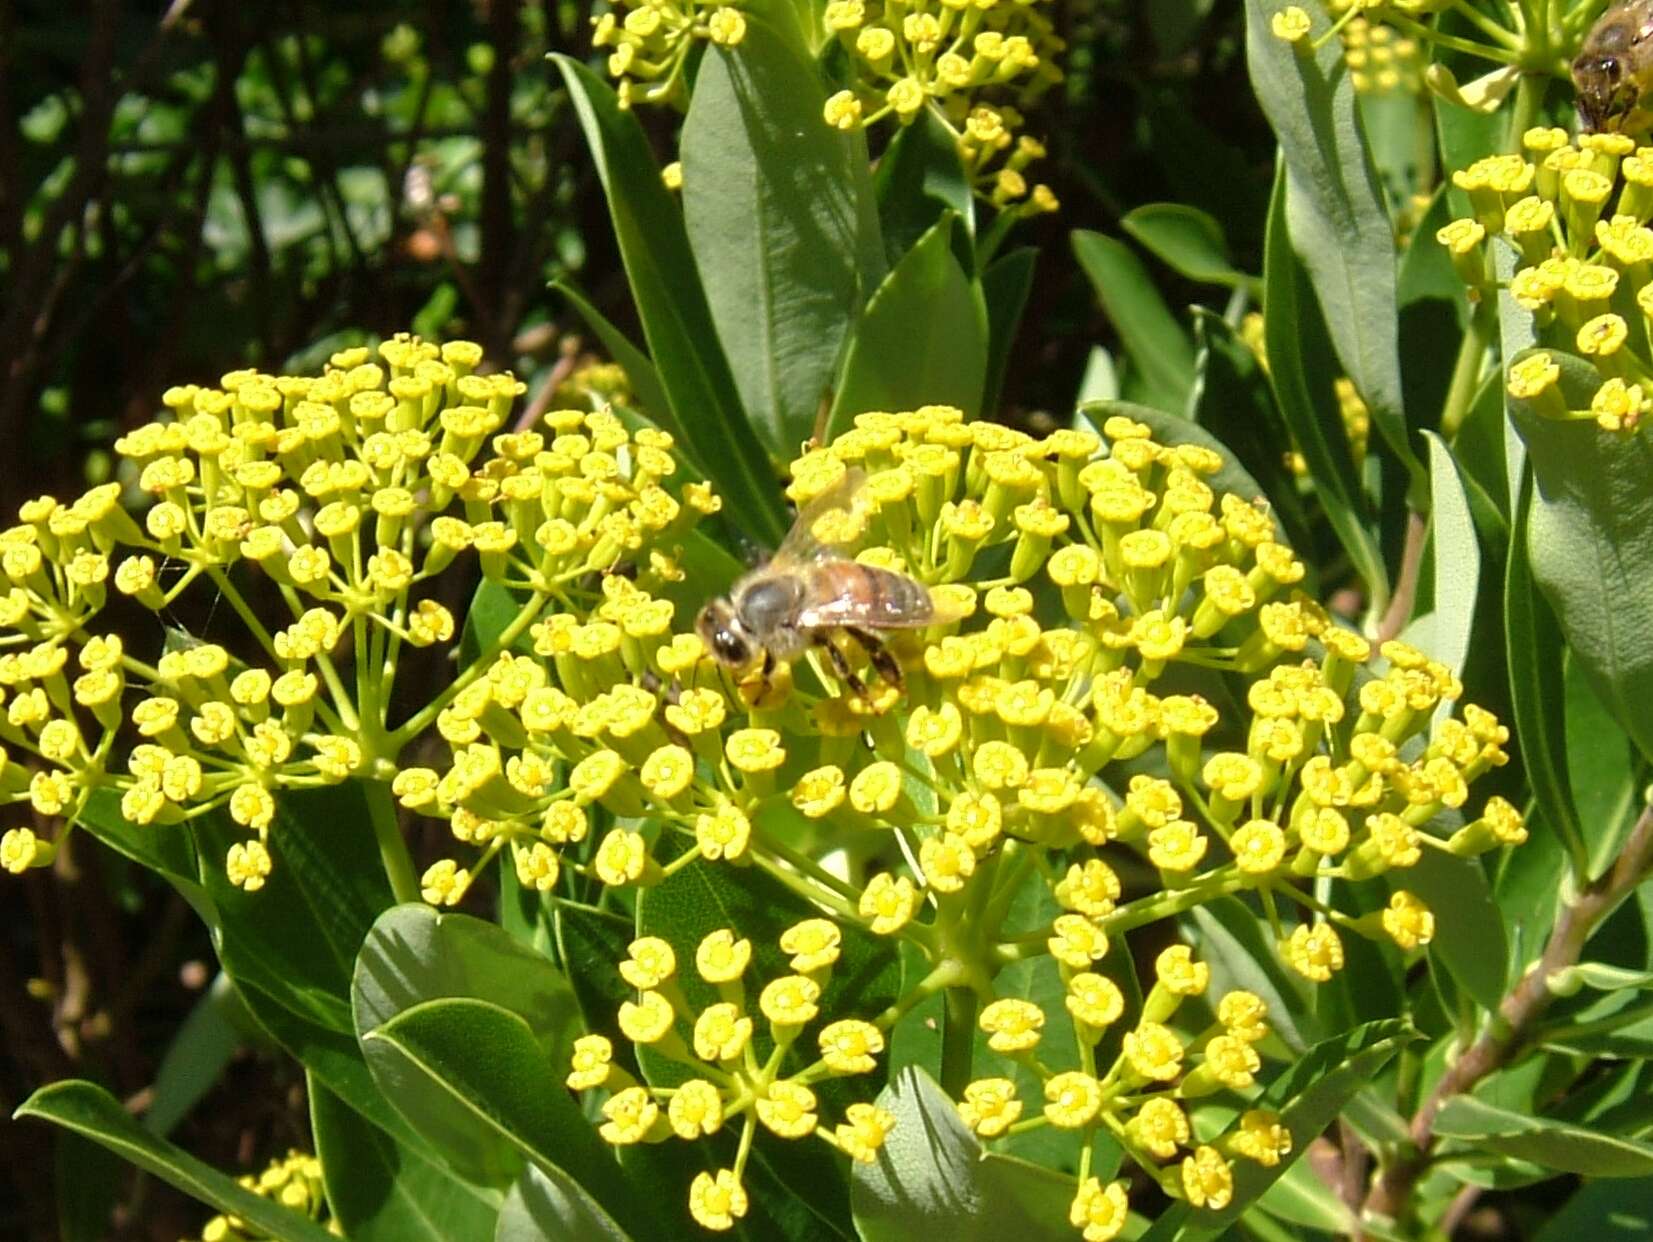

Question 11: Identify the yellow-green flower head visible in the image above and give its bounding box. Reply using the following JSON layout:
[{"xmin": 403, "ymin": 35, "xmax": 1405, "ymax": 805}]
[
  {"xmin": 1129, "ymin": 1096, "xmax": 1189, "ymax": 1160},
  {"xmin": 688, "ymin": 1169, "xmax": 748, "ymax": 1232},
  {"xmin": 1070, "ymin": 1178, "xmax": 1130, "ymax": 1242},
  {"xmin": 958, "ymin": 1077, "xmax": 1022, "ymax": 1137}
]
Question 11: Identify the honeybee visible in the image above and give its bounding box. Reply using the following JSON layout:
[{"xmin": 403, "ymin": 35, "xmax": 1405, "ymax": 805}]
[
  {"xmin": 1573, "ymin": 0, "xmax": 1653, "ymax": 132},
  {"xmin": 696, "ymin": 470, "xmax": 945, "ymax": 699}
]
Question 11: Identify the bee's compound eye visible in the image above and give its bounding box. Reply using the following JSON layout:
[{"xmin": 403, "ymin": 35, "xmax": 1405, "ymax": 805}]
[{"xmin": 714, "ymin": 630, "xmax": 749, "ymax": 665}]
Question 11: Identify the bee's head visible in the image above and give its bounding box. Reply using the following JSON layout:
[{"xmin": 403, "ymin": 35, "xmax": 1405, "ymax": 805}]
[
  {"xmin": 696, "ymin": 597, "xmax": 756, "ymax": 669},
  {"xmin": 1574, "ymin": 53, "xmax": 1627, "ymax": 130}
]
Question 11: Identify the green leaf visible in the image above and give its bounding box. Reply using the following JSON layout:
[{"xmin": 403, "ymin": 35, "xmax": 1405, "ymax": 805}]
[
  {"xmin": 551, "ymin": 54, "xmax": 785, "ymax": 546},
  {"xmin": 1550, "ymin": 962, "xmax": 1653, "ymax": 995},
  {"xmin": 1072, "ymin": 229, "xmax": 1197, "ymax": 414},
  {"xmin": 1508, "ymin": 348, "xmax": 1653, "ymax": 762},
  {"xmin": 1536, "ymin": 1177, "xmax": 1653, "ymax": 1241},
  {"xmin": 495, "ymin": 1163, "xmax": 633, "ymax": 1242},
  {"xmin": 849, "ymin": 1066, "xmax": 1077, "ymax": 1241},
  {"xmin": 353, "ymin": 904, "xmax": 582, "ymax": 1186},
  {"xmin": 1387, "ymin": 846, "xmax": 1507, "ymax": 1012},
  {"xmin": 874, "ymin": 108, "xmax": 974, "ymax": 267},
  {"xmin": 1244, "ymin": 0, "xmax": 1415, "ymax": 480},
  {"xmin": 1402, "ymin": 432, "xmax": 1479, "ymax": 682},
  {"xmin": 14, "ymin": 1081, "xmax": 339, "ymax": 1242},
  {"xmin": 1262, "ymin": 162, "xmax": 1388, "ymax": 603},
  {"xmin": 144, "ymin": 971, "xmax": 256, "ymax": 1137},
  {"xmin": 1505, "ymin": 467, "xmax": 1588, "ymax": 876},
  {"xmin": 78, "ymin": 785, "xmax": 205, "ymax": 896},
  {"xmin": 552, "ymin": 279, "xmax": 674, "ymax": 441},
  {"xmin": 1082, "ymin": 399, "xmax": 1286, "ymax": 543},
  {"xmin": 1433, "ymin": 1094, "xmax": 1653, "ymax": 1176},
  {"xmin": 364, "ymin": 997, "xmax": 662, "ymax": 1239},
  {"xmin": 681, "ymin": 19, "xmax": 884, "ymax": 458},
  {"xmin": 1139, "ymin": 1019, "xmax": 1415, "ymax": 1240},
  {"xmin": 1187, "ymin": 309, "xmax": 1314, "ymax": 555},
  {"xmin": 1121, "ymin": 203, "xmax": 1259, "ymax": 293},
  {"xmin": 311, "ymin": 1079, "xmax": 500, "ymax": 1242},
  {"xmin": 827, "ymin": 213, "xmax": 988, "ymax": 436},
  {"xmin": 1566, "ymin": 653, "xmax": 1642, "ymax": 876},
  {"xmin": 1397, "ymin": 187, "xmax": 1471, "ymax": 435},
  {"xmin": 981, "ymin": 247, "xmax": 1036, "ymax": 417}
]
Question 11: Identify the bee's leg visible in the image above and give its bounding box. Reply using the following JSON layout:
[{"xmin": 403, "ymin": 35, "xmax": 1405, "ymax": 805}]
[
  {"xmin": 846, "ymin": 626, "xmax": 903, "ymax": 691},
  {"xmin": 814, "ymin": 632, "xmax": 866, "ymax": 697}
]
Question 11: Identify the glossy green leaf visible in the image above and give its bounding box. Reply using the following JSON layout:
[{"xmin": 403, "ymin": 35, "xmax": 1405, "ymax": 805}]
[
  {"xmin": 1396, "ymin": 187, "xmax": 1471, "ymax": 435},
  {"xmin": 144, "ymin": 972, "xmax": 255, "ymax": 1137},
  {"xmin": 980, "ymin": 247, "xmax": 1036, "ymax": 417},
  {"xmin": 1566, "ymin": 653, "xmax": 1642, "ymax": 877},
  {"xmin": 827, "ymin": 213, "xmax": 987, "ymax": 436},
  {"xmin": 1187, "ymin": 309, "xmax": 1314, "ymax": 554},
  {"xmin": 552, "ymin": 279, "xmax": 674, "ymax": 441},
  {"xmin": 78, "ymin": 785, "xmax": 206, "ymax": 897},
  {"xmin": 1121, "ymin": 203, "xmax": 1258, "ymax": 293},
  {"xmin": 1402, "ymin": 432, "xmax": 1479, "ymax": 682},
  {"xmin": 1505, "ymin": 467, "xmax": 1588, "ymax": 877},
  {"xmin": 311, "ymin": 1079, "xmax": 499, "ymax": 1242},
  {"xmin": 1535, "ymin": 1177, "xmax": 1653, "ymax": 1241},
  {"xmin": 1244, "ymin": 0, "xmax": 1414, "ymax": 479},
  {"xmin": 1262, "ymin": 163, "xmax": 1388, "ymax": 603},
  {"xmin": 1550, "ymin": 962, "xmax": 1653, "ymax": 995},
  {"xmin": 552, "ymin": 54, "xmax": 785, "ymax": 546},
  {"xmin": 364, "ymin": 997, "xmax": 662, "ymax": 1239},
  {"xmin": 495, "ymin": 1163, "xmax": 633, "ymax": 1242},
  {"xmin": 353, "ymin": 904, "xmax": 581, "ymax": 1186},
  {"xmin": 1139, "ymin": 1020, "xmax": 1415, "ymax": 1240},
  {"xmin": 682, "ymin": 19, "xmax": 883, "ymax": 458},
  {"xmin": 15, "ymin": 1081, "xmax": 339, "ymax": 1242},
  {"xmin": 1508, "ymin": 348, "xmax": 1653, "ymax": 762},
  {"xmin": 874, "ymin": 108, "xmax": 974, "ymax": 267},
  {"xmin": 1072, "ymin": 229, "xmax": 1196, "ymax": 414},
  {"xmin": 1433, "ymin": 1094, "xmax": 1653, "ymax": 1176},
  {"xmin": 1387, "ymin": 846, "xmax": 1507, "ymax": 1012},
  {"xmin": 850, "ymin": 1066, "xmax": 1076, "ymax": 1242}
]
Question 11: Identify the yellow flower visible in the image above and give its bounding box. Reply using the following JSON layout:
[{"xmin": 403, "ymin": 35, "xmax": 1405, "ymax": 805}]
[
  {"xmin": 1271, "ymin": 6, "xmax": 1312, "ymax": 43},
  {"xmin": 693, "ymin": 1003, "xmax": 753, "ymax": 1063},
  {"xmin": 818, "ymin": 1019, "xmax": 884, "ymax": 1074},
  {"xmin": 1231, "ymin": 818, "xmax": 1287, "ymax": 875},
  {"xmin": 1218, "ymin": 991, "xmax": 1270, "ymax": 1042},
  {"xmin": 793, "ymin": 765, "xmax": 847, "ymax": 818},
  {"xmin": 781, "ymin": 918, "xmax": 842, "ymax": 972},
  {"xmin": 567, "ymin": 1034, "xmax": 614, "ymax": 1090},
  {"xmin": 1048, "ymin": 913, "xmax": 1109, "ymax": 969},
  {"xmin": 640, "ymin": 744, "xmax": 695, "ymax": 800},
  {"xmin": 1202, "ymin": 1034, "xmax": 1261, "ymax": 1090},
  {"xmin": 759, "ymin": 974, "xmax": 821, "ymax": 1027},
  {"xmin": 695, "ymin": 802, "xmax": 751, "ymax": 862},
  {"xmin": 618, "ymin": 990, "xmax": 676, "ymax": 1044},
  {"xmin": 920, "ymin": 833, "xmax": 976, "ymax": 893},
  {"xmin": 859, "ymin": 872, "xmax": 918, "ymax": 934},
  {"xmin": 1069, "ymin": 1179, "xmax": 1130, "ymax": 1242},
  {"xmin": 1181, "ymin": 1145, "xmax": 1234, "ymax": 1210},
  {"xmin": 726, "ymin": 727, "xmax": 785, "ymax": 773},
  {"xmin": 958, "ymin": 1077, "xmax": 1022, "ymax": 1137},
  {"xmin": 1148, "ymin": 821, "xmax": 1208, "ymax": 872},
  {"xmin": 1054, "ymin": 859, "xmax": 1121, "ymax": 918},
  {"xmin": 979, "ymin": 997, "xmax": 1044, "ymax": 1053},
  {"xmin": 1129, "ymin": 1097, "xmax": 1189, "ymax": 1161},
  {"xmin": 688, "ymin": 1169, "xmax": 748, "ymax": 1232},
  {"xmin": 668, "ymin": 1079, "xmax": 724, "ymax": 1140},
  {"xmin": 755, "ymin": 1080, "xmax": 818, "ymax": 1139},
  {"xmin": 599, "ymin": 1087, "xmax": 661, "ymax": 1146},
  {"xmin": 620, "ymin": 936, "xmax": 677, "ymax": 990},
  {"xmin": 696, "ymin": 929, "xmax": 753, "ymax": 984},
  {"xmin": 1154, "ymin": 946, "xmax": 1209, "ymax": 997},
  {"xmin": 1231, "ymin": 1109, "xmax": 1293, "ymax": 1167},
  {"xmin": 419, "ymin": 858, "xmax": 469, "ymax": 906},
  {"xmin": 1123, "ymin": 1022, "xmax": 1184, "ymax": 1082},
  {"xmin": 1282, "ymin": 922, "xmax": 1345, "ymax": 982},
  {"xmin": 849, "ymin": 761, "xmax": 904, "ymax": 815},
  {"xmin": 1381, "ymin": 890, "xmax": 1435, "ymax": 950},
  {"xmin": 1043, "ymin": 1071, "xmax": 1103, "ymax": 1128},
  {"xmin": 593, "ymin": 829, "xmax": 648, "ymax": 886},
  {"xmin": 1066, "ymin": 971, "xmax": 1125, "ymax": 1031},
  {"xmin": 836, "ymin": 1103, "xmax": 895, "ymax": 1163},
  {"xmin": 1, "ymin": 827, "xmax": 52, "ymax": 874}
]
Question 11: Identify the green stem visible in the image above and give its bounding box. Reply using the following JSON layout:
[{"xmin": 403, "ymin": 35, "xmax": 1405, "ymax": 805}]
[
  {"xmin": 1439, "ymin": 307, "xmax": 1493, "ymax": 440},
  {"xmin": 363, "ymin": 778, "xmax": 420, "ymax": 904},
  {"xmin": 940, "ymin": 985, "xmax": 979, "ymax": 1098}
]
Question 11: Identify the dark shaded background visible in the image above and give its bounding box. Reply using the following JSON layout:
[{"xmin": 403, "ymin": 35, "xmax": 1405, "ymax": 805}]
[{"xmin": 0, "ymin": 1, "xmax": 1275, "ymax": 1236}]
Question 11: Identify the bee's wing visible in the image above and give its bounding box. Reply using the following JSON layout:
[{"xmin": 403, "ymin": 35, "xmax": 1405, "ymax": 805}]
[
  {"xmin": 794, "ymin": 563, "xmax": 941, "ymax": 630},
  {"xmin": 771, "ymin": 465, "xmax": 870, "ymax": 570}
]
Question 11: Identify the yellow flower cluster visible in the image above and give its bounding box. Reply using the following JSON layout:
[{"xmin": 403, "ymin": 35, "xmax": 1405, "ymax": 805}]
[
  {"xmin": 0, "ymin": 334, "xmax": 707, "ymax": 890},
  {"xmin": 1444, "ymin": 130, "xmax": 1653, "ymax": 432},
  {"xmin": 594, "ymin": 0, "xmax": 749, "ymax": 110},
  {"xmin": 820, "ymin": 0, "xmax": 1062, "ymax": 210},
  {"xmin": 568, "ymin": 924, "xmax": 892, "ymax": 1231},
  {"xmin": 968, "ymin": 947, "xmax": 1292, "ymax": 1237},
  {"xmin": 1338, "ymin": 16, "xmax": 1422, "ymax": 97},
  {"xmin": 190, "ymin": 1149, "xmax": 332, "ymax": 1241}
]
